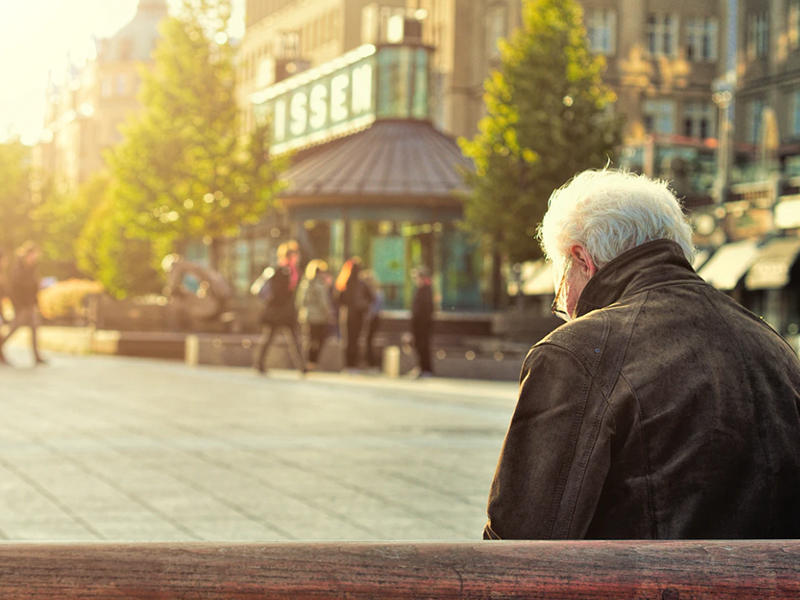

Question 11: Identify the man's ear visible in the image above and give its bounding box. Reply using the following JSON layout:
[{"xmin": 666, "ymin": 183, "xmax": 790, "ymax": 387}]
[{"xmin": 569, "ymin": 245, "xmax": 597, "ymax": 278}]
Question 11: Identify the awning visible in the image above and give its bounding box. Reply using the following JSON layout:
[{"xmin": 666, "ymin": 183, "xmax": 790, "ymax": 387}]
[
  {"xmin": 697, "ymin": 240, "xmax": 760, "ymax": 291},
  {"xmin": 507, "ymin": 261, "xmax": 556, "ymax": 296},
  {"xmin": 279, "ymin": 120, "xmax": 472, "ymax": 204},
  {"xmin": 745, "ymin": 236, "xmax": 800, "ymax": 290}
]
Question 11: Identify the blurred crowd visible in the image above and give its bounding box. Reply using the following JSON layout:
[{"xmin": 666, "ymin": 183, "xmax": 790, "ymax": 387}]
[{"xmin": 251, "ymin": 240, "xmax": 433, "ymax": 378}]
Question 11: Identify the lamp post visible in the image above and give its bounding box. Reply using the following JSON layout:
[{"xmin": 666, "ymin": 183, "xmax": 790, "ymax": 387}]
[{"xmin": 712, "ymin": 85, "xmax": 733, "ymax": 205}]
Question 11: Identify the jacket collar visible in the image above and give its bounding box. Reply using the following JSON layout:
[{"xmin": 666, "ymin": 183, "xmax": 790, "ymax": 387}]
[{"xmin": 574, "ymin": 239, "xmax": 701, "ymax": 318}]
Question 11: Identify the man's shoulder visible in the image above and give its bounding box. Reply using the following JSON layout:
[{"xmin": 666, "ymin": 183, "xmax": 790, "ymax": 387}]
[{"xmin": 537, "ymin": 310, "xmax": 611, "ymax": 352}]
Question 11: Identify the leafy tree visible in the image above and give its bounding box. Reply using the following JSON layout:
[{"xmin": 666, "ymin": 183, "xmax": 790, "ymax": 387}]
[
  {"xmin": 75, "ymin": 175, "xmax": 162, "ymax": 298},
  {"xmin": 32, "ymin": 173, "xmax": 108, "ymax": 279},
  {"xmin": 107, "ymin": 0, "xmax": 284, "ymax": 267},
  {"xmin": 459, "ymin": 0, "xmax": 621, "ymax": 263},
  {"xmin": 0, "ymin": 139, "xmax": 36, "ymax": 257}
]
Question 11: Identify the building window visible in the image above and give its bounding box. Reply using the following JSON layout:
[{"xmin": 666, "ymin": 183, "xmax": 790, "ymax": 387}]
[
  {"xmin": 683, "ymin": 101, "xmax": 715, "ymax": 139},
  {"xmin": 643, "ymin": 99, "xmax": 675, "ymax": 135},
  {"xmin": 746, "ymin": 99, "xmax": 766, "ymax": 144},
  {"xmin": 790, "ymin": 1, "xmax": 800, "ymax": 50},
  {"xmin": 115, "ymin": 74, "xmax": 127, "ymax": 96},
  {"xmin": 647, "ymin": 13, "xmax": 679, "ymax": 58},
  {"xmin": 685, "ymin": 17, "xmax": 718, "ymax": 62},
  {"xmin": 747, "ymin": 12, "xmax": 769, "ymax": 60},
  {"xmin": 101, "ymin": 77, "xmax": 113, "ymax": 99},
  {"xmin": 791, "ymin": 90, "xmax": 800, "ymax": 137},
  {"xmin": 485, "ymin": 5, "xmax": 507, "ymax": 60},
  {"xmin": 586, "ymin": 9, "xmax": 617, "ymax": 56}
]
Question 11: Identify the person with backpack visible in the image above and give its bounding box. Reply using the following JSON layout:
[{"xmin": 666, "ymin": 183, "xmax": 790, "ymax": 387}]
[
  {"xmin": 296, "ymin": 259, "xmax": 334, "ymax": 370},
  {"xmin": 252, "ymin": 241, "xmax": 305, "ymax": 376}
]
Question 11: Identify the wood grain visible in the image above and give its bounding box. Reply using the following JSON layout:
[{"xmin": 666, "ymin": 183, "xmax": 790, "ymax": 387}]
[{"xmin": 0, "ymin": 540, "xmax": 796, "ymax": 599}]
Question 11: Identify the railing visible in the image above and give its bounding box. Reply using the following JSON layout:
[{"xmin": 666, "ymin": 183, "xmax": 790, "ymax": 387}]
[{"xmin": 0, "ymin": 540, "xmax": 797, "ymax": 599}]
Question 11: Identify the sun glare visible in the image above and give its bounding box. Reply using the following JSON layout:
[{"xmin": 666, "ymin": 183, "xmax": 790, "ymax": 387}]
[{"xmin": 0, "ymin": 0, "xmax": 244, "ymax": 145}]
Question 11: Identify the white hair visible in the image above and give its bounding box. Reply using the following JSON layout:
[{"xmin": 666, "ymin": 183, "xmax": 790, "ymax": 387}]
[{"xmin": 538, "ymin": 169, "xmax": 695, "ymax": 274}]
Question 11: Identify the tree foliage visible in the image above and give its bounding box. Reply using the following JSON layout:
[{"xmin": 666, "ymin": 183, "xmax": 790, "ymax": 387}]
[
  {"xmin": 460, "ymin": 0, "xmax": 622, "ymax": 263},
  {"xmin": 0, "ymin": 140, "xmax": 36, "ymax": 258},
  {"xmin": 107, "ymin": 0, "xmax": 284, "ymax": 262},
  {"xmin": 74, "ymin": 174, "xmax": 162, "ymax": 298}
]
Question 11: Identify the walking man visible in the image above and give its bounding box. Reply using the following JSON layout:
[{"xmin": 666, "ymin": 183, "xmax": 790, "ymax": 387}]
[
  {"xmin": 0, "ymin": 242, "xmax": 46, "ymax": 366},
  {"xmin": 410, "ymin": 266, "xmax": 434, "ymax": 378},
  {"xmin": 253, "ymin": 241, "xmax": 305, "ymax": 376},
  {"xmin": 484, "ymin": 169, "xmax": 800, "ymax": 540}
]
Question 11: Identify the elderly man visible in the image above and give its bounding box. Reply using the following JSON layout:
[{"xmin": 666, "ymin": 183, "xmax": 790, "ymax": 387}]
[{"xmin": 484, "ymin": 169, "xmax": 800, "ymax": 540}]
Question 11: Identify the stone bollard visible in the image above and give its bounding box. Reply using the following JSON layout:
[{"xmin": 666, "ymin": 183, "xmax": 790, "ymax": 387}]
[
  {"xmin": 383, "ymin": 345, "xmax": 401, "ymax": 378},
  {"xmin": 185, "ymin": 334, "xmax": 200, "ymax": 367}
]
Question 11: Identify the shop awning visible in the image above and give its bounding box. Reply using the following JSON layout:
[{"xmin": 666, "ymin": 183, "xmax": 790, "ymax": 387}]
[
  {"xmin": 745, "ymin": 236, "xmax": 800, "ymax": 290},
  {"xmin": 697, "ymin": 240, "xmax": 760, "ymax": 291},
  {"xmin": 279, "ymin": 120, "xmax": 473, "ymax": 205}
]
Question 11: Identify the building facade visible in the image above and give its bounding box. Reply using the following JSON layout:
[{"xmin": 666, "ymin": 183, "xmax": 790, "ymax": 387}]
[
  {"xmin": 237, "ymin": 0, "xmax": 407, "ymax": 134},
  {"xmin": 214, "ymin": 1, "xmax": 492, "ymax": 309},
  {"xmin": 410, "ymin": 0, "xmax": 728, "ymax": 202},
  {"xmin": 35, "ymin": 0, "xmax": 167, "ymax": 194}
]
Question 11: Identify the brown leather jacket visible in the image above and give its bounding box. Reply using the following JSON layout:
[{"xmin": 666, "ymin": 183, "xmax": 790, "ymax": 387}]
[{"xmin": 485, "ymin": 240, "xmax": 800, "ymax": 539}]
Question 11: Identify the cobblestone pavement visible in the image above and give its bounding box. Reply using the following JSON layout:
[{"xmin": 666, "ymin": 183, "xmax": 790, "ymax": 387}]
[{"xmin": 0, "ymin": 346, "xmax": 519, "ymax": 542}]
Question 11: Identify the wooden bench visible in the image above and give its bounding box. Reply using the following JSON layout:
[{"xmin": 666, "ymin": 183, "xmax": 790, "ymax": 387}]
[{"xmin": 0, "ymin": 540, "xmax": 797, "ymax": 598}]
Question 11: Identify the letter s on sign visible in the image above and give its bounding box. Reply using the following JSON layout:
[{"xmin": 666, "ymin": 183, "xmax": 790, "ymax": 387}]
[
  {"xmin": 290, "ymin": 92, "xmax": 308, "ymax": 136},
  {"xmin": 309, "ymin": 84, "xmax": 328, "ymax": 130}
]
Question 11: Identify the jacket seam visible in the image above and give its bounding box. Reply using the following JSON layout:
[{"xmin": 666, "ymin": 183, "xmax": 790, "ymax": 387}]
[
  {"xmin": 546, "ymin": 367, "xmax": 594, "ymax": 538},
  {"xmin": 620, "ymin": 370, "xmax": 658, "ymax": 539},
  {"xmin": 533, "ymin": 341, "xmax": 601, "ymax": 383},
  {"xmin": 562, "ymin": 398, "xmax": 612, "ymax": 538}
]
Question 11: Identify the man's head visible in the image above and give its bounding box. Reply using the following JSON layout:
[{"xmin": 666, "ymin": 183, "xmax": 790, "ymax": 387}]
[
  {"xmin": 539, "ymin": 169, "xmax": 695, "ymax": 320},
  {"xmin": 412, "ymin": 265, "xmax": 430, "ymax": 287},
  {"xmin": 16, "ymin": 241, "xmax": 39, "ymax": 266},
  {"xmin": 277, "ymin": 240, "xmax": 300, "ymax": 267}
]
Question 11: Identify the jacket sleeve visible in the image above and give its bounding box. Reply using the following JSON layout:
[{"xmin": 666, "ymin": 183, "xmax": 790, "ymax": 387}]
[{"xmin": 484, "ymin": 343, "xmax": 614, "ymax": 540}]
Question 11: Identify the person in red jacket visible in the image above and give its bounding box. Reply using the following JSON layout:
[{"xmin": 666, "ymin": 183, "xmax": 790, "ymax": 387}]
[{"xmin": 252, "ymin": 241, "xmax": 305, "ymax": 376}]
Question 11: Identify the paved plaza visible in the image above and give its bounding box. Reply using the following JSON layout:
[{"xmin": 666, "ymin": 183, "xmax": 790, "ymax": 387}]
[{"xmin": 0, "ymin": 346, "xmax": 519, "ymax": 542}]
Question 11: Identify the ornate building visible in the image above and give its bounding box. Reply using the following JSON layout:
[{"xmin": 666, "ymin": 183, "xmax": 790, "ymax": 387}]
[
  {"xmin": 35, "ymin": 0, "xmax": 168, "ymax": 193},
  {"xmin": 237, "ymin": 0, "xmax": 406, "ymax": 133},
  {"xmin": 409, "ymin": 0, "xmax": 729, "ymax": 202}
]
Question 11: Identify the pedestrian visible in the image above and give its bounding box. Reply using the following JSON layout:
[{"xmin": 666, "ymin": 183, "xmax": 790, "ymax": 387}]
[
  {"xmin": 252, "ymin": 240, "xmax": 305, "ymax": 376},
  {"xmin": 484, "ymin": 169, "xmax": 800, "ymax": 541},
  {"xmin": 410, "ymin": 265, "xmax": 434, "ymax": 378},
  {"xmin": 361, "ymin": 270, "xmax": 384, "ymax": 370},
  {"xmin": 0, "ymin": 249, "xmax": 7, "ymax": 328},
  {"xmin": 0, "ymin": 242, "xmax": 47, "ymax": 366},
  {"xmin": 296, "ymin": 259, "xmax": 334, "ymax": 370},
  {"xmin": 338, "ymin": 257, "xmax": 374, "ymax": 373}
]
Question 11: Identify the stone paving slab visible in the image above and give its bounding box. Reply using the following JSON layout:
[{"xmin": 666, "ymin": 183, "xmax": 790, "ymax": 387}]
[{"xmin": 0, "ymin": 345, "xmax": 519, "ymax": 541}]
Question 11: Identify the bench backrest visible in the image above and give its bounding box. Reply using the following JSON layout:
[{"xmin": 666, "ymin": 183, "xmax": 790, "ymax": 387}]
[{"xmin": 1, "ymin": 540, "xmax": 797, "ymax": 599}]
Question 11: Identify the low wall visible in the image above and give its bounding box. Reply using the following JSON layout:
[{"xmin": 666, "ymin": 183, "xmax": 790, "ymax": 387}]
[{"xmin": 13, "ymin": 327, "xmax": 525, "ymax": 381}]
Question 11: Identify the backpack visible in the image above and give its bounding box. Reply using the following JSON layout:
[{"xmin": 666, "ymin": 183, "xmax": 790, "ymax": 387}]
[{"xmin": 250, "ymin": 267, "xmax": 275, "ymax": 302}]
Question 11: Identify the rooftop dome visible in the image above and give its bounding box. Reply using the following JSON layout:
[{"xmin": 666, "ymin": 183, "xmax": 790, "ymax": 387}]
[{"xmin": 97, "ymin": 0, "xmax": 168, "ymax": 63}]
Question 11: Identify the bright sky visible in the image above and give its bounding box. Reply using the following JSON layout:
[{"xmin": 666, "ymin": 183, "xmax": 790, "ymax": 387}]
[{"xmin": 0, "ymin": 0, "xmax": 245, "ymax": 146}]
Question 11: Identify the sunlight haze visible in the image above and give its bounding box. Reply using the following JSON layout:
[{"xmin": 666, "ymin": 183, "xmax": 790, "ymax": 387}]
[{"xmin": 0, "ymin": 0, "xmax": 245, "ymax": 145}]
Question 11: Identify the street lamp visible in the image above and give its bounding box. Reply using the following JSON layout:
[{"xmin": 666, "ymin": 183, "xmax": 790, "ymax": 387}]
[{"xmin": 712, "ymin": 83, "xmax": 733, "ymax": 205}]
